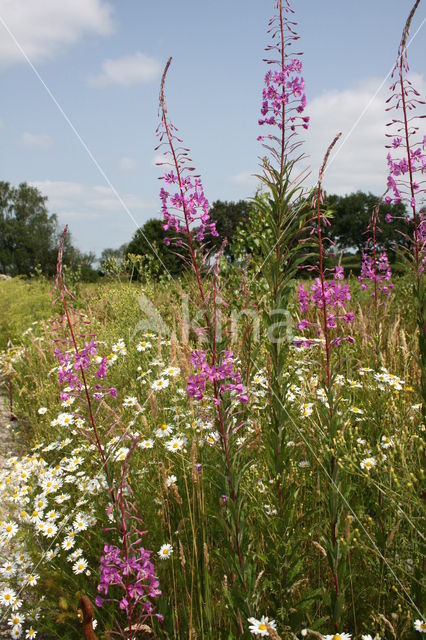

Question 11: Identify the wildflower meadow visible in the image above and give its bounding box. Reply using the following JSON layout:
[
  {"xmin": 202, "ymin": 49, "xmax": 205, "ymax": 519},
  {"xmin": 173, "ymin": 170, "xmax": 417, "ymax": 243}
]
[{"xmin": 0, "ymin": 1, "xmax": 425, "ymax": 639}]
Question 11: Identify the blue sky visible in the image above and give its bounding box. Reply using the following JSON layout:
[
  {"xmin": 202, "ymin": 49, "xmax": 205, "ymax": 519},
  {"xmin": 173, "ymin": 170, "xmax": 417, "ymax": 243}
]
[{"xmin": 0, "ymin": 0, "xmax": 425, "ymax": 256}]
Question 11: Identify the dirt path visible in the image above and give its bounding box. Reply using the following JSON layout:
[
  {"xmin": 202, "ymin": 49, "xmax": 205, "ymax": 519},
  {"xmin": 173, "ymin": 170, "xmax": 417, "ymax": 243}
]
[
  {"xmin": 0, "ymin": 393, "xmax": 17, "ymax": 516},
  {"xmin": 0, "ymin": 393, "xmax": 20, "ymax": 636}
]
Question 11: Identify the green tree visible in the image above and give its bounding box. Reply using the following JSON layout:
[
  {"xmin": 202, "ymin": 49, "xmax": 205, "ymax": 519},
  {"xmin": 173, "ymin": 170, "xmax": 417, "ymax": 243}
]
[
  {"xmin": 125, "ymin": 218, "xmax": 186, "ymax": 278},
  {"xmin": 207, "ymin": 199, "xmax": 251, "ymax": 259},
  {"xmin": 0, "ymin": 181, "xmax": 96, "ymax": 278},
  {"xmin": 324, "ymin": 190, "xmax": 410, "ymax": 257},
  {"xmin": 0, "ymin": 182, "xmax": 59, "ymax": 276}
]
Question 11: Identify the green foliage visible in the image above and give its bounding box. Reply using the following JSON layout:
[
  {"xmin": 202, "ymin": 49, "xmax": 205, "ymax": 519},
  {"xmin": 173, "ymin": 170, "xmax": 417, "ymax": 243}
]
[
  {"xmin": 324, "ymin": 191, "xmax": 410, "ymax": 256},
  {"xmin": 207, "ymin": 200, "xmax": 251, "ymax": 259},
  {"xmin": 0, "ymin": 181, "xmax": 96, "ymax": 279},
  {"xmin": 125, "ymin": 218, "xmax": 187, "ymax": 278}
]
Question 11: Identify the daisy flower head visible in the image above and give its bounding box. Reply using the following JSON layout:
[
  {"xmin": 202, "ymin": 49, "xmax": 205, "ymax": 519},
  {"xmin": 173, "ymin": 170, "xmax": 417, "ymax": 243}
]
[
  {"xmin": 156, "ymin": 423, "xmax": 173, "ymax": 438},
  {"xmin": 323, "ymin": 633, "xmax": 352, "ymax": 640},
  {"xmin": 1, "ymin": 521, "xmax": 18, "ymax": 540},
  {"xmin": 42, "ymin": 523, "xmax": 58, "ymax": 539},
  {"xmin": 361, "ymin": 635, "xmax": 381, "ymax": 640},
  {"xmin": 73, "ymin": 514, "xmax": 89, "ymax": 532},
  {"xmin": 414, "ymin": 619, "xmax": 426, "ymax": 633},
  {"xmin": 57, "ymin": 413, "xmax": 75, "ymax": 427},
  {"xmin": 248, "ymin": 615, "xmax": 277, "ymax": 636},
  {"xmin": 166, "ymin": 474, "xmax": 177, "ymax": 487},
  {"xmin": 11, "ymin": 627, "xmax": 22, "ymax": 639},
  {"xmin": 37, "ymin": 407, "xmax": 47, "ymax": 415},
  {"xmin": 115, "ymin": 447, "xmax": 129, "ymax": 462},
  {"xmin": 0, "ymin": 561, "xmax": 16, "ymax": 576},
  {"xmin": 8, "ymin": 613, "xmax": 24, "ymax": 627},
  {"xmin": 162, "ymin": 366, "xmax": 180, "ymax": 377},
  {"xmin": 139, "ymin": 439, "xmax": 154, "ymax": 449},
  {"xmin": 26, "ymin": 574, "xmax": 39, "ymax": 586},
  {"xmin": 123, "ymin": 396, "xmax": 138, "ymax": 408},
  {"xmin": 158, "ymin": 543, "xmax": 173, "ymax": 560},
  {"xmin": 152, "ymin": 378, "xmax": 169, "ymax": 391},
  {"xmin": 72, "ymin": 558, "xmax": 88, "ymax": 575},
  {"xmin": 300, "ymin": 402, "xmax": 313, "ymax": 418},
  {"xmin": 136, "ymin": 340, "xmax": 152, "ymax": 352},
  {"xmin": 165, "ymin": 436, "xmax": 186, "ymax": 453},
  {"xmin": 360, "ymin": 457, "xmax": 377, "ymax": 471},
  {"xmin": 0, "ymin": 588, "xmax": 17, "ymax": 606},
  {"xmin": 112, "ymin": 339, "xmax": 127, "ymax": 356},
  {"xmin": 25, "ymin": 629, "xmax": 37, "ymax": 638},
  {"xmin": 10, "ymin": 598, "xmax": 23, "ymax": 612},
  {"xmin": 62, "ymin": 537, "xmax": 75, "ymax": 551},
  {"xmin": 380, "ymin": 435, "xmax": 394, "ymax": 449}
]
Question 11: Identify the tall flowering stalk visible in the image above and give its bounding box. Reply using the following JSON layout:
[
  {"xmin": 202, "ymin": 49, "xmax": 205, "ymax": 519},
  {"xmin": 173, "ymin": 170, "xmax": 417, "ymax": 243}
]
[
  {"xmin": 55, "ymin": 228, "xmax": 160, "ymax": 638},
  {"xmin": 299, "ymin": 134, "xmax": 355, "ymax": 630},
  {"xmin": 156, "ymin": 59, "xmax": 251, "ymax": 621},
  {"xmin": 385, "ymin": 0, "xmax": 426, "ymax": 412},
  {"xmin": 250, "ymin": 0, "xmax": 317, "ymax": 625},
  {"xmin": 255, "ymin": 0, "xmax": 311, "ymax": 502}
]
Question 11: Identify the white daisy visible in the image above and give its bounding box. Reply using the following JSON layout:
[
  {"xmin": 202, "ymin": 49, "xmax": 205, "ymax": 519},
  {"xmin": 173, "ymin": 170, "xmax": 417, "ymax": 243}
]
[
  {"xmin": 165, "ymin": 437, "xmax": 186, "ymax": 453},
  {"xmin": 360, "ymin": 457, "xmax": 377, "ymax": 471},
  {"xmin": 8, "ymin": 613, "xmax": 24, "ymax": 627},
  {"xmin": 166, "ymin": 475, "xmax": 177, "ymax": 487},
  {"xmin": 72, "ymin": 558, "xmax": 88, "ymax": 575},
  {"xmin": 0, "ymin": 588, "xmax": 17, "ymax": 606},
  {"xmin": 115, "ymin": 447, "xmax": 130, "ymax": 462},
  {"xmin": 162, "ymin": 366, "xmax": 180, "ymax": 377},
  {"xmin": 414, "ymin": 620, "xmax": 426, "ymax": 633},
  {"xmin": 152, "ymin": 378, "xmax": 169, "ymax": 391},
  {"xmin": 158, "ymin": 543, "xmax": 173, "ymax": 560},
  {"xmin": 139, "ymin": 439, "xmax": 154, "ymax": 449},
  {"xmin": 1, "ymin": 521, "xmax": 18, "ymax": 540},
  {"xmin": 155, "ymin": 423, "xmax": 173, "ymax": 438},
  {"xmin": 136, "ymin": 340, "xmax": 152, "ymax": 352},
  {"xmin": 248, "ymin": 615, "xmax": 277, "ymax": 636},
  {"xmin": 323, "ymin": 633, "xmax": 352, "ymax": 640}
]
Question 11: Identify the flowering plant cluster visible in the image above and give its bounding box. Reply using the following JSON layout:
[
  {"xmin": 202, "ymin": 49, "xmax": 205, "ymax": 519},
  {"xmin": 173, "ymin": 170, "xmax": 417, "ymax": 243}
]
[
  {"xmin": 96, "ymin": 542, "xmax": 161, "ymax": 623},
  {"xmin": 359, "ymin": 252, "xmax": 393, "ymax": 298},
  {"xmin": 187, "ymin": 349, "xmax": 248, "ymax": 404},
  {"xmin": 157, "ymin": 59, "xmax": 218, "ymax": 246},
  {"xmin": 258, "ymin": 0, "xmax": 309, "ymax": 149},
  {"xmin": 296, "ymin": 266, "xmax": 355, "ymax": 347},
  {"xmin": 55, "ymin": 340, "xmax": 116, "ymax": 399}
]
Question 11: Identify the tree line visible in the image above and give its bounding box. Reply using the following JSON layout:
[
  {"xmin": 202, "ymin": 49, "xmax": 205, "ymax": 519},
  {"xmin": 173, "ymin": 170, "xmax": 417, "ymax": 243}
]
[{"xmin": 0, "ymin": 181, "xmax": 410, "ymax": 279}]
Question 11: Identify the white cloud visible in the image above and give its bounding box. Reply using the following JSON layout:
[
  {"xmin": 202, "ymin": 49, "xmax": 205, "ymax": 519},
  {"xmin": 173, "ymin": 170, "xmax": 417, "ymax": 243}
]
[
  {"xmin": 304, "ymin": 73, "xmax": 426, "ymax": 195},
  {"xmin": 0, "ymin": 0, "xmax": 113, "ymax": 68},
  {"xmin": 88, "ymin": 52, "xmax": 161, "ymax": 88},
  {"xmin": 119, "ymin": 156, "xmax": 136, "ymax": 172},
  {"xmin": 20, "ymin": 132, "xmax": 53, "ymax": 150},
  {"xmin": 228, "ymin": 171, "xmax": 258, "ymax": 188},
  {"xmin": 30, "ymin": 180, "xmax": 150, "ymax": 218}
]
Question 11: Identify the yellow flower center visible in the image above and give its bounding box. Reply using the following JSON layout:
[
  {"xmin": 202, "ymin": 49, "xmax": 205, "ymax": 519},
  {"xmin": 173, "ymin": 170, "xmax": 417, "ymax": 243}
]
[
  {"xmin": 259, "ymin": 624, "xmax": 267, "ymax": 631},
  {"xmin": 162, "ymin": 549, "xmax": 169, "ymax": 555},
  {"xmin": 333, "ymin": 635, "xmax": 341, "ymax": 640},
  {"xmin": 172, "ymin": 443, "xmax": 179, "ymax": 449}
]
